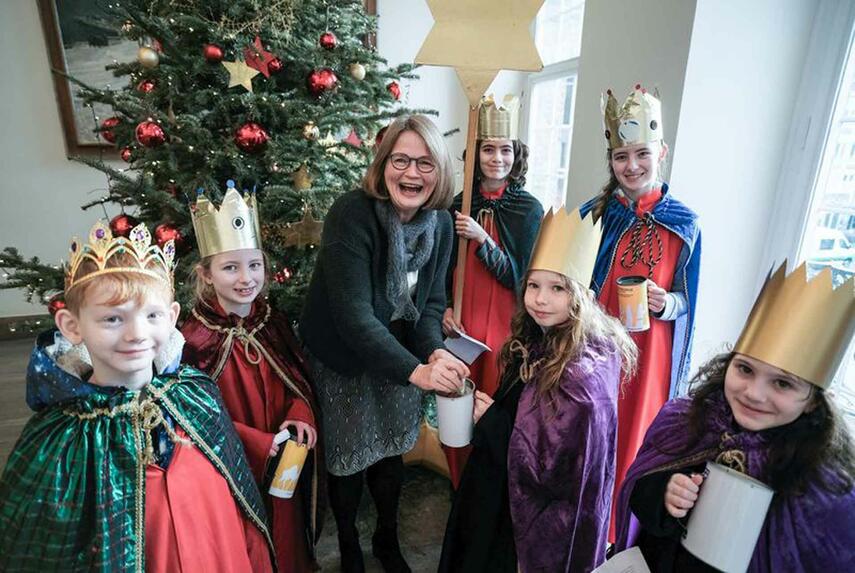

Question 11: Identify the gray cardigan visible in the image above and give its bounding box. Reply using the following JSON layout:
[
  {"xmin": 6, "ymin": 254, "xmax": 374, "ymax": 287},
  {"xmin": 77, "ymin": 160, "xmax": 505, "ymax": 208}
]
[{"xmin": 299, "ymin": 190, "xmax": 453, "ymax": 383}]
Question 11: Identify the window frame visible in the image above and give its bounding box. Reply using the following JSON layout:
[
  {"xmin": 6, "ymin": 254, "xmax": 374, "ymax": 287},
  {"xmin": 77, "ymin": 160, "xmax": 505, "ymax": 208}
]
[
  {"xmin": 759, "ymin": 0, "xmax": 855, "ymax": 280},
  {"xmin": 521, "ymin": 17, "xmax": 583, "ymax": 208}
]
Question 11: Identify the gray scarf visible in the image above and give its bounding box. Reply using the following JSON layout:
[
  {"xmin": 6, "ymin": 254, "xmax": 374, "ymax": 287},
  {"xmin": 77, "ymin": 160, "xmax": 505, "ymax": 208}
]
[{"xmin": 374, "ymin": 200, "xmax": 437, "ymax": 322}]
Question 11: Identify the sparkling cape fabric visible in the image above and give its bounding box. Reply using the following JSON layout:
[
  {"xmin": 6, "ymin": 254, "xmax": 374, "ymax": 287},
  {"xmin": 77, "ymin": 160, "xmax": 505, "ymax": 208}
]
[
  {"xmin": 0, "ymin": 330, "xmax": 272, "ymax": 571},
  {"xmin": 614, "ymin": 390, "xmax": 855, "ymax": 571}
]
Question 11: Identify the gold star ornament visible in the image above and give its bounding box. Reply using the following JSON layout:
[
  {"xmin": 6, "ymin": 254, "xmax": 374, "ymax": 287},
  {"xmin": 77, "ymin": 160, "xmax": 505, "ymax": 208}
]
[
  {"xmin": 415, "ymin": 0, "xmax": 545, "ymax": 104},
  {"xmin": 222, "ymin": 59, "xmax": 260, "ymax": 92}
]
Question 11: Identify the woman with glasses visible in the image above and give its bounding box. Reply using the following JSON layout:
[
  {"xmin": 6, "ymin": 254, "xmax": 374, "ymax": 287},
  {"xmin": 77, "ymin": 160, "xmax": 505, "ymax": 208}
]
[
  {"xmin": 441, "ymin": 96, "xmax": 544, "ymax": 487},
  {"xmin": 300, "ymin": 115, "xmax": 469, "ymax": 573}
]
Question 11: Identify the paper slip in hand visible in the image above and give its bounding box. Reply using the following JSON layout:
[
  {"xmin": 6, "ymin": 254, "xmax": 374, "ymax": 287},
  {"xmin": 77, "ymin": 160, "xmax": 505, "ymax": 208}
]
[
  {"xmin": 592, "ymin": 547, "xmax": 651, "ymax": 573},
  {"xmin": 273, "ymin": 429, "xmax": 291, "ymax": 445},
  {"xmin": 444, "ymin": 328, "xmax": 491, "ymax": 364}
]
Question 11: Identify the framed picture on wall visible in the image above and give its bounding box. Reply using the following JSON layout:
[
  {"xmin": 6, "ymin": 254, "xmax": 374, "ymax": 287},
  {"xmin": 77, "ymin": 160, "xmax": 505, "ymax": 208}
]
[
  {"xmin": 38, "ymin": 0, "xmax": 379, "ymax": 155},
  {"xmin": 37, "ymin": 0, "xmax": 137, "ymax": 155}
]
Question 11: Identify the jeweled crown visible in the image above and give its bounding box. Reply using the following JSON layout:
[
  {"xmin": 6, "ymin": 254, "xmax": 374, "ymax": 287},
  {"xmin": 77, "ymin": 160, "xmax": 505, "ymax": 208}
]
[
  {"xmin": 65, "ymin": 221, "xmax": 176, "ymax": 292},
  {"xmin": 478, "ymin": 94, "xmax": 521, "ymax": 140},
  {"xmin": 734, "ymin": 262, "xmax": 854, "ymax": 389},
  {"xmin": 528, "ymin": 208, "xmax": 601, "ymax": 287},
  {"xmin": 191, "ymin": 180, "xmax": 262, "ymax": 258},
  {"xmin": 602, "ymin": 84, "xmax": 663, "ymax": 149}
]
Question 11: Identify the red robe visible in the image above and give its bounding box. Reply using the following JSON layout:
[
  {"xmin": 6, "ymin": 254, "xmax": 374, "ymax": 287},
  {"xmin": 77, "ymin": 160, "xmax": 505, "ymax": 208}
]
[
  {"xmin": 145, "ymin": 427, "xmax": 273, "ymax": 572},
  {"xmin": 445, "ymin": 184, "xmax": 518, "ymax": 487},
  {"xmin": 182, "ymin": 299, "xmax": 323, "ymax": 573},
  {"xmin": 597, "ymin": 188, "xmax": 683, "ymax": 541}
]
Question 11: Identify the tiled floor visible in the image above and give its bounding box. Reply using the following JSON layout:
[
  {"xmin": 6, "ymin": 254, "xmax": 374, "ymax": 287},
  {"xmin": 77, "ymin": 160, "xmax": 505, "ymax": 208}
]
[{"xmin": 0, "ymin": 338, "xmax": 451, "ymax": 572}]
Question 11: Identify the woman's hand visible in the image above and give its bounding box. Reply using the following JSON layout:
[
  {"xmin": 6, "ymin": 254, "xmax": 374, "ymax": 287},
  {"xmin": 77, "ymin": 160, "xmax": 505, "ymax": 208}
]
[
  {"xmin": 429, "ymin": 348, "xmax": 458, "ymax": 363},
  {"xmin": 442, "ymin": 308, "xmax": 465, "ymax": 337},
  {"xmin": 647, "ymin": 280, "xmax": 667, "ymax": 314},
  {"xmin": 664, "ymin": 473, "xmax": 704, "ymax": 518},
  {"xmin": 454, "ymin": 211, "xmax": 489, "ymax": 245},
  {"xmin": 279, "ymin": 420, "xmax": 318, "ymax": 449},
  {"xmin": 409, "ymin": 357, "xmax": 469, "ymax": 394},
  {"xmin": 473, "ymin": 390, "xmax": 494, "ymax": 424}
]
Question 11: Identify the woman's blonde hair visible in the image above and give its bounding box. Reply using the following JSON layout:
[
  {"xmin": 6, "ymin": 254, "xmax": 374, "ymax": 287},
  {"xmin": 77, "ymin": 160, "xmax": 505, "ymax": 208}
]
[
  {"xmin": 190, "ymin": 250, "xmax": 270, "ymax": 308},
  {"xmin": 499, "ymin": 271, "xmax": 637, "ymax": 403},
  {"xmin": 363, "ymin": 115, "xmax": 455, "ymax": 210}
]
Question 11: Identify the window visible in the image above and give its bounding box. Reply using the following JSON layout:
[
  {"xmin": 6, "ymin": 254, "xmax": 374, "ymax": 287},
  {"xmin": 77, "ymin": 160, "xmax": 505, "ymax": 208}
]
[
  {"xmin": 791, "ymin": 9, "xmax": 855, "ymax": 423},
  {"xmin": 523, "ymin": 0, "xmax": 585, "ymax": 209}
]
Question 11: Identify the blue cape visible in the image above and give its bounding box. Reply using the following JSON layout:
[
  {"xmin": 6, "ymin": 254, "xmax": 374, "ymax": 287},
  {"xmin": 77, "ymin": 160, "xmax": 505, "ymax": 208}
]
[{"xmin": 580, "ymin": 184, "xmax": 701, "ymax": 397}]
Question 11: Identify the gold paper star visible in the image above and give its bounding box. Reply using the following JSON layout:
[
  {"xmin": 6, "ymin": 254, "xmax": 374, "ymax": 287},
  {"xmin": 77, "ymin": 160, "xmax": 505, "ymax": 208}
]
[
  {"xmin": 415, "ymin": 0, "xmax": 544, "ymax": 104},
  {"xmin": 283, "ymin": 209, "xmax": 324, "ymax": 248},
  {"xmin": 292, "ymin": 164, "xmax": 313, "ymax": 190},
  {"xmin": 222, "ymin": 60, "xmax": 260, "ymax": 92}
]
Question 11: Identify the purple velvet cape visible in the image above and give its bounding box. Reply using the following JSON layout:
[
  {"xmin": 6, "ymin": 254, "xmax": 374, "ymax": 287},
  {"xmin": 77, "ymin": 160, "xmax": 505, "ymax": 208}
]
[
  {"xmin": 507, "ymin": 337, "xmax": 621, "ymax": 572},
  {"xmin": 614, "ymin": 391, "xmax": 855, "ymax": 572}
]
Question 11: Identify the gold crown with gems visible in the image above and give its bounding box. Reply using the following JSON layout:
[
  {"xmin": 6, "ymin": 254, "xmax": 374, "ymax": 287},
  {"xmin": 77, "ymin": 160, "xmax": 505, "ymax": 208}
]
[
  {"xmin": 65, "ymin": 221, "xmax": 176, "ymax": 292},
  {"xmin": 602, "ymin": 84, "xmax": 663, "ymax": 149},
  {"xmin": 734, "ymin": 262, "xmax": 854, "ymax": 389},
  {"xmin": 478, "ymin": 94, "xmax": 521, "ymax": 140},
  {"xmin": 528, "ymin": 208, "xmax": 601, "ymax": 287},
  {"xmin": 191, "ymin": 180, "xmax": 262, "ymax": 258}
]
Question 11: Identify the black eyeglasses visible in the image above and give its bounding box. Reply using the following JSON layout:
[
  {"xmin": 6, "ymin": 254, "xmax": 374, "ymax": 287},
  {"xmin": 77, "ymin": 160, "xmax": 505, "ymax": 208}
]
[{"xmin": 388, "ymin": 153, "xmax": 437, "ymax": 174}]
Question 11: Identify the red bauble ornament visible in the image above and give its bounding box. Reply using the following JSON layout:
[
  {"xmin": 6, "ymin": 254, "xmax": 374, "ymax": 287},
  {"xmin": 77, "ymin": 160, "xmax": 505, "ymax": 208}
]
[
  {"xmin": 203, "ymin": 43, "xmax": 224, "ymax": 63},
  {"xmin": 120, "ymin": 147, "xmax": 133, "ymax": 162},
  {"xmin": 154, "ymin": 223, "xmax": 182, "ymax": 249},
  {"xmin": 307, "ymin": 68, "xmax": 338, "ymax": 96},
  {"xmin": 387, "ymin": 81, "xmax": 401, "ymax": 100},
  {"xmin": 136, "ymin": 79, "xmax": 156, "ymax": 93},
  {"xmin": 268, "ymin": 58, "xmax": 284, "ymax": 73},
  {"xmin": 135, "ymin": 120, "xmax": 166, "ymax": 147},
  {"xmin": 100, "ymin": 116, "xmax": 121, "ymax": 143},
  {"xmin": 165, "ymin": 183, "xmax": 179, "ymax": 197},
  {"xmin": 109, "ymin": 213, "xmax": 140, "ymax": 238},
  {"xmin": 319, "ymin": 31, "xmax": 338, "ymax": 50},
  {"xmin": 48, "ymin": 296, "xmax": 66, "ymax": 316},
  {"xmin": 234, "ymin": 122, "xmax": 270, "ymax": 153},
  {"xmin": 274, "ymin": 268, "xmax": 292, "ymax": 283}
]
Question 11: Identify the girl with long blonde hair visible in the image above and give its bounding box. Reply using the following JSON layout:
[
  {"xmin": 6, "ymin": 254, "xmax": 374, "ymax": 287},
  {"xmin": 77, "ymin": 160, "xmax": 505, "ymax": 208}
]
[{"xmin": 440, "ymin": 209, "xmax": 636, "ymax": 572}]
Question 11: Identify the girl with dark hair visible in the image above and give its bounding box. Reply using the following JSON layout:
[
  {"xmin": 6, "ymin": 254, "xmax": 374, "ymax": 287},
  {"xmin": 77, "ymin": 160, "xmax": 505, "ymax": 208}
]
[
  {"xmin": 442, "ymin": 95, "xmax": 544, "ymax": 486},
  {"xmin": 579, "ymin": 85, "xmax": 701, "ymax": 539},
  {"xmin": 440, "ymin": 209, "xmax": 637, "ymax": 572},
  {"xmin": 613, "ymin": 264, "xmax": 855, "ymax": 572}
]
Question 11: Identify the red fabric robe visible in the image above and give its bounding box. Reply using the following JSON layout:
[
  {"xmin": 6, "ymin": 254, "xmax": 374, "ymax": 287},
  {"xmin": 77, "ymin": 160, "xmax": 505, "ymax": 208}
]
[
  {"xmin": 598, "ymin": 188, "xmax": 683, "ymax": 541},
  {"xmin": 145, "ymin": 427, "xmax": 273, "ymax": 572},
  {"xmin": 444, "ymin": 184, "xmax": 518, "ymax": 487},
  {"xmin": 181, "ymin": 299, "xmax": 323, "ymax": 573}
]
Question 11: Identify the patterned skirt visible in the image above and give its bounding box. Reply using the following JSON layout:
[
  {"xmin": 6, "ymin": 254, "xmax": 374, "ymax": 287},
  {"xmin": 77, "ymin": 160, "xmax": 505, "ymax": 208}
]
[{"xmin": 306, "ymin": 351, "xmax": 423, "ymax": 476}]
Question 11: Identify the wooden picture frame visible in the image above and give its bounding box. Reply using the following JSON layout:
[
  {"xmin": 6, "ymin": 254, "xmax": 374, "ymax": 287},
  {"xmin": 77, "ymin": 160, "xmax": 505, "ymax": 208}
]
[{"xmin": 37, "ymin": 0, "xmax": 137, "ymax": 155}]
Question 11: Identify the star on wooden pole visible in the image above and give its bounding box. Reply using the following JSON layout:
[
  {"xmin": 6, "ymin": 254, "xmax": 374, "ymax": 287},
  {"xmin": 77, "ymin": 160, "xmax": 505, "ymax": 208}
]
[
  {"xmin": 222, "ymin": 59, "xmax": 260, "ymax": 92},
  {"xmin": 415, "ymin": 0, "xmax": 544, "ymax": 105},
  {"xmin": 414, "ymin": 0, "xmax": 544, "ymax": 322}
]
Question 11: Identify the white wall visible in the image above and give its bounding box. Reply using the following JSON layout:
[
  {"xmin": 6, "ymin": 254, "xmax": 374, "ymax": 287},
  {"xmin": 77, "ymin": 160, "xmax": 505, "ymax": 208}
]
[
  {"xmin": 566, "ymin": 0, "xmax": 697, "ymax": 207},
  {"xmin": 0, "ymin": 1, "xmax": 108, "ymax": 317},
  {"xmin": 671, "ymin": 0, "xmax": 816, "ymax": 365}
]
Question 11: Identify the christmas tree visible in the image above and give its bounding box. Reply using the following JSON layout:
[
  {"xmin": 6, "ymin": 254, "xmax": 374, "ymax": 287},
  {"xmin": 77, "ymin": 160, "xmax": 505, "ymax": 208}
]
[{"xmin": 1, "ymin": 0, "xmax": 431, "ymax": 319}]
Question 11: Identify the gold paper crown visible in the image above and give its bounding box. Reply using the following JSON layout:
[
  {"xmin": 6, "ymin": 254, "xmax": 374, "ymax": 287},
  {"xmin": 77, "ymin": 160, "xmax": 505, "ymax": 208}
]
[
  {"xmin": 528, "ymin": 208, "xmax": 601, "ymax": 286},
  {"xmin": 65, "ymin": 221, "xmax": 175, "ymax": 292},
  {"xmin": 734, "ymin": 262, "xmax": 854, "ymax": 389},
  {"xmin": 602, "ymin": 84, "xmax": 663, "ymax": 149},
  {"xmin": 478, "ymin": 94, "xmax": 521, "ymax": 140},
  {"xmin": 191, "ymin": 180, "xmax": 262, "ymax": 258}
]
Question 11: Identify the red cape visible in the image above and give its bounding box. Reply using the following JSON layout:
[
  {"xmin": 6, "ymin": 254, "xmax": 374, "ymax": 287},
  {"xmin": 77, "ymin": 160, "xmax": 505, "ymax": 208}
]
[{"xmin": 182, "ymin": 299, "xmax": 325, "ymax": 572}]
